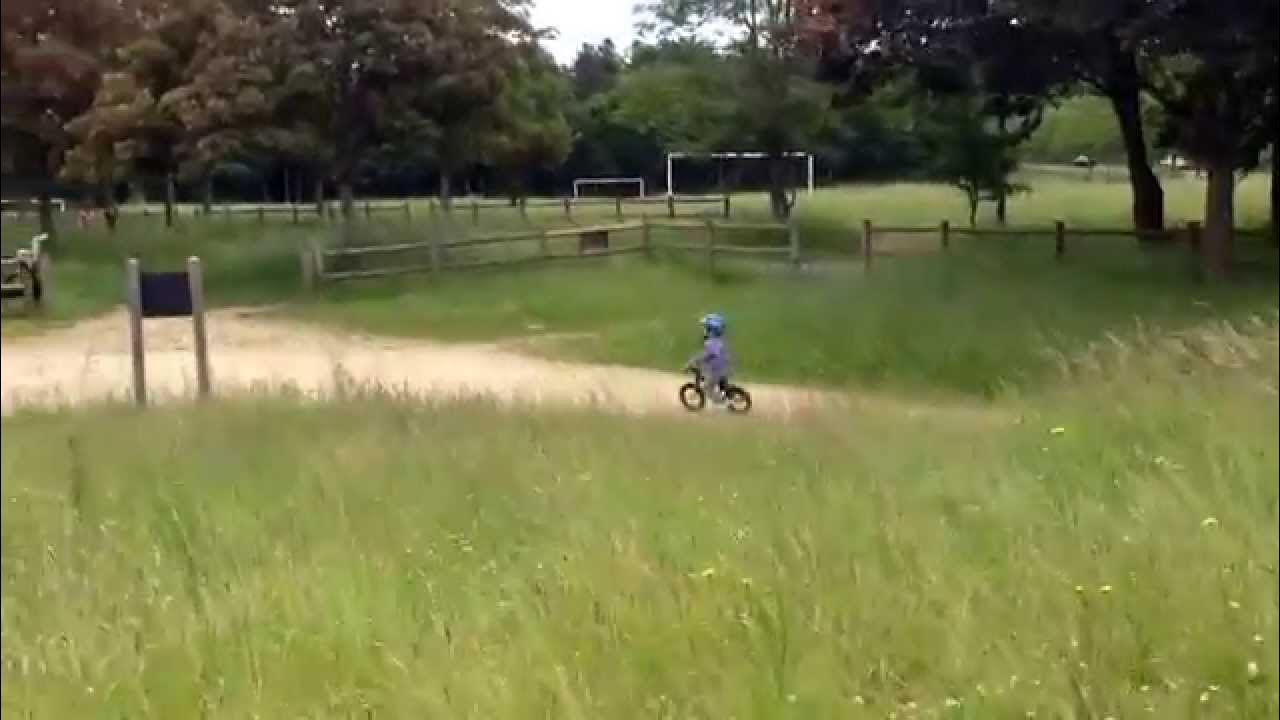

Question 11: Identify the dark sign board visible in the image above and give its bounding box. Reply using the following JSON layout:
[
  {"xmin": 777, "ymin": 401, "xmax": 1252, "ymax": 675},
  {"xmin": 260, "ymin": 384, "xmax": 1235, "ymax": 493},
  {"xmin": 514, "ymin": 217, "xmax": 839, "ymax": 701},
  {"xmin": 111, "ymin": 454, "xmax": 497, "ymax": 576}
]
[{"xmin": 138, "ymin": 271, "xmax": 193, "ymax": 318}]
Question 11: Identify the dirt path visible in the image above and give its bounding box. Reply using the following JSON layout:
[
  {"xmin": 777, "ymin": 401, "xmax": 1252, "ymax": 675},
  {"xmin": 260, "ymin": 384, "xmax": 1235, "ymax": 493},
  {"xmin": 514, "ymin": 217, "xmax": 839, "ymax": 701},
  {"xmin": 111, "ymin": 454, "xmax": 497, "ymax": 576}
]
[
  {"xmin": 1, "ymin": 308, "xmax": 1004, "ymax": 424},
  {"xmin": 0, "ymin": 309, "xmax": 840, "ymax": 418}
]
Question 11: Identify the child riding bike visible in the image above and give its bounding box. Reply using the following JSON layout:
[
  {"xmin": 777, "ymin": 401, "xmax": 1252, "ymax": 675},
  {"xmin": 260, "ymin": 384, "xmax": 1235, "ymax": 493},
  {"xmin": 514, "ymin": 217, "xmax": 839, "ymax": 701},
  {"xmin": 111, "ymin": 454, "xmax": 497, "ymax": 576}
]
[{"xmin": 687, "ymin": 312, "xmax": 731, "ymax": 404}]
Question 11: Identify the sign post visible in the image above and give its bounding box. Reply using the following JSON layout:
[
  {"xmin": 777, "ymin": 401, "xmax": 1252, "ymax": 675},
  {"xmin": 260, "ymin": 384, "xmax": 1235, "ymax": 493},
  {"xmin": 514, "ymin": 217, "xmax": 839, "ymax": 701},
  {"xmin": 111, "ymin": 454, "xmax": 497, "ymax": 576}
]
[{"xmin": 125, "ymin": 256, "xmax": 212, "ymax": 407}]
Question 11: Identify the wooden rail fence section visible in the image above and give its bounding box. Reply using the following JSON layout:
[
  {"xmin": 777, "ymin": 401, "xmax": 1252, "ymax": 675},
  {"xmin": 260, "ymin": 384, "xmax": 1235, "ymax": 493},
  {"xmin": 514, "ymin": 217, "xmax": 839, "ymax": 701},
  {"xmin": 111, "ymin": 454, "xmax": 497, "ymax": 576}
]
[
  {"xmin": 857, "ymin": 218, "xmax": 1274, "ymax": 270},
  {"xmin": 302, "ymin": 216, "xmax": 796, "ymax": 288},
  {"xmin": 130, "ymin": 195, "xmax": 734, "ymax": 224}
]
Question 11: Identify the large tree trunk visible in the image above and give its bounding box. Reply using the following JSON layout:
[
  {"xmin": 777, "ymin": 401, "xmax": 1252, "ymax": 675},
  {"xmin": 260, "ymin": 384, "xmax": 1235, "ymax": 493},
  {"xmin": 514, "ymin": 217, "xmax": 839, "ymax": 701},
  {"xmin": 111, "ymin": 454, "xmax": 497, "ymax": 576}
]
[
  {"xmin": 37, "ymin": 190, "xmax": 58, "ymax": 250},
  {"xmin": 1270, "ymin": 144, "xmax": 1278, "ymax": 244},
  {"xmin": 101, "ymin": 181, "xmax": 119, "ymax": 232},
  {"xmin": 767, "ymin": 154, "xmax": 793, "ymax": 220},
  {"xmin": 200, "ymin": 176, "xmax": 213, "ymax": 216},
  {"xmin": 439, "ymin": 173, "xmax": 454, "ymax": 213},
  {"xmin": 164, "ymin": 172, "xmax": 177, "ymax": 228},
  {"xmin": 996, "ymin": 115, "xmax": 1009, "ymax": 225},
  {"xmin": 1105, "ymin": 50, "xmax": 1164, "ymax": 232},
  {"xmin": 339, "ymin": 180, "xmax": 354, "ymax": 219},
  {"xmin": 313, "ymin": 176, "xmax": 325, "ymax": 216},
  {"xmin": 1201, "ymin": 162, "xmax": 1235, "ymax": 280}
]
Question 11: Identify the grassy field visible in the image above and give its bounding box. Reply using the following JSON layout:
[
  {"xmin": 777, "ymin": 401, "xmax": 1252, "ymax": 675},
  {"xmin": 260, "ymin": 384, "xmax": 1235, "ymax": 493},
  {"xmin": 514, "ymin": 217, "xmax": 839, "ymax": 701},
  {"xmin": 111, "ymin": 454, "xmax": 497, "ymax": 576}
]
[
  {"xmin": 4, "ymin": 176, "xmax": 1277, "ymax": 393},
  {"xmin": 3, "ymin": 176, "xmax": 1278, "ymax": 717},
  {"xmin": 3, "ymin": 316, "xmax": 1277, "ymax": 718}
]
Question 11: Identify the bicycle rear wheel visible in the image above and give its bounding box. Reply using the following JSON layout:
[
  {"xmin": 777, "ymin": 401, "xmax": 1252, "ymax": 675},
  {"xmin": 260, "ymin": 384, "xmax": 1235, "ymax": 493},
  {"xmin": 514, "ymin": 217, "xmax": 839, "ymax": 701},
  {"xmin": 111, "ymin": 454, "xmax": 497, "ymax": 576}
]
[{"xmin": 724, "ymin": 386, "xmax": 752, "ymax": 414}]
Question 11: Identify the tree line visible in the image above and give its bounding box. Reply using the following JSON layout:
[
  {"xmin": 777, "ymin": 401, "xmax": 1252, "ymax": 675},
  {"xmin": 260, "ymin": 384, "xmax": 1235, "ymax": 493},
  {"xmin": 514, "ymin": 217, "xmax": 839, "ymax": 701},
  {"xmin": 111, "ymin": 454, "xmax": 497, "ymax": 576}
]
[{"xmin": 2, "ymin": 0, "xmax": 1276, "ymax": 277}]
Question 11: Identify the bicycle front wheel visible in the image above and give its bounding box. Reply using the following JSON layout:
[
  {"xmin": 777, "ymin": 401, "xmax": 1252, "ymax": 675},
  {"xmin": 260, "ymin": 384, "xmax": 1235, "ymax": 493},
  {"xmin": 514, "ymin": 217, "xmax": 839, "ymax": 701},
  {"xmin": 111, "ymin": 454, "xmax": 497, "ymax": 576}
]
[{"xmin": 679, "ymin": 383, "xmax": 706, "ymax": 411}]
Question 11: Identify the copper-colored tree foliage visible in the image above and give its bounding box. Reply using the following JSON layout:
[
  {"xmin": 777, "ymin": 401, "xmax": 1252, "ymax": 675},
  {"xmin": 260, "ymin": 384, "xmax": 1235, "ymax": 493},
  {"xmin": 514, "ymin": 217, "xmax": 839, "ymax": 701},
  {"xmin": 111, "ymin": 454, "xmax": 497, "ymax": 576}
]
[
  {"xmin": 1, "ymin": 0, "xmax": 134, "ymax": 241},
  {"xmin": 250, "ymin": 0, "xmax": 533, "ymax": 217}
]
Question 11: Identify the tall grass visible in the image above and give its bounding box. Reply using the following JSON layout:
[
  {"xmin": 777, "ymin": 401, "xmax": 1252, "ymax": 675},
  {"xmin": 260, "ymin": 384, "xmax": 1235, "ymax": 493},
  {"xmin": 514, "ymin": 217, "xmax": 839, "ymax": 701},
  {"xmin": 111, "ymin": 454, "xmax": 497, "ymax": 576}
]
[
  {"xmin": 4, "ymin": 179, "xmax": 1274, "ymax": 398},
  {"xmin": 292, "ymin": 241, "xmax": 1276, "ymax": 397},
  {"xmin": 2, "ymin": 319, "xmax": 1276, "ymax": 718}
]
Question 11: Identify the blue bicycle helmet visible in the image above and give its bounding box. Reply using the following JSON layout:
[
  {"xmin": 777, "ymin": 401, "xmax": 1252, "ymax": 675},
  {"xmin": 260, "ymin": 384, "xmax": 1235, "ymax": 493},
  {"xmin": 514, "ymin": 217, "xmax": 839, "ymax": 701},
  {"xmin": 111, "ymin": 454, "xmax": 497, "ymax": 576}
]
[{"xmin": 700, "ymin": 312, "xmax": 726, "ymax": 337}]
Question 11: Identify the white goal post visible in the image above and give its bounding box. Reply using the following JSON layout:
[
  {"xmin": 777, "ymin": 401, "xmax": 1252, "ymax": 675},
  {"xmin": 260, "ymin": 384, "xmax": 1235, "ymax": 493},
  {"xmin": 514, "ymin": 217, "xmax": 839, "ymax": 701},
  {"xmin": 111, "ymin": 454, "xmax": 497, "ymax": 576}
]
[
  {"xmin": 666, "ymin": 152, "xmax": 815, "ymax": 197},
  {"xmin": 572, "ymin": 177, "xmax": 646, "ymax": 198}
]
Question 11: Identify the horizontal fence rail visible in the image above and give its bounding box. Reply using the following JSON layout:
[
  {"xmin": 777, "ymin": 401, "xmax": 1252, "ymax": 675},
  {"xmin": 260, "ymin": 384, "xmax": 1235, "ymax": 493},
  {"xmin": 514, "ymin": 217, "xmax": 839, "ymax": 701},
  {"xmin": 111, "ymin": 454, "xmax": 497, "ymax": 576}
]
[
  {"xmin": 858, "ymin": 218, "xmax": 1275, "ymax": 271},
  {"xmin": 302, "ymin": 216, "xmax": 801, "ymax": 288},
  {"xmin": 53, "ymin": 195, "xmax": 737, "ymax": 226}
]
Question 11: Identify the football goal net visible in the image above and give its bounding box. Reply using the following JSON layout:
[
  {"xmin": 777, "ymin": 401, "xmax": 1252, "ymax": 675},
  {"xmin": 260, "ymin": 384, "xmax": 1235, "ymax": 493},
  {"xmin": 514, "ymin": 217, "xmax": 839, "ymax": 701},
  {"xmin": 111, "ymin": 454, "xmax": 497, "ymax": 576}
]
[
  {"xmin": 665, "ymin": 152, "xmax": 815, "ymax": 197},
  {"xmin": 572, "ymin": 177, "xmax": 646, "ymax": 199}
]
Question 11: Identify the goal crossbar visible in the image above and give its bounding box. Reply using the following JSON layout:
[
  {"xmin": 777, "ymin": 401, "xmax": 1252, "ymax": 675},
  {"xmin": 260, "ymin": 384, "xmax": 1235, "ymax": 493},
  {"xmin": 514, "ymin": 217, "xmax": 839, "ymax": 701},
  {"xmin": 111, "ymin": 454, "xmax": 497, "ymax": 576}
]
[
  {"xmin": 666, "ymin": 152, "xmax": 815, "ymax": 197},
  {"xmin": 572, "ymin": 177, "xmax": 646, "ymax": 199}
]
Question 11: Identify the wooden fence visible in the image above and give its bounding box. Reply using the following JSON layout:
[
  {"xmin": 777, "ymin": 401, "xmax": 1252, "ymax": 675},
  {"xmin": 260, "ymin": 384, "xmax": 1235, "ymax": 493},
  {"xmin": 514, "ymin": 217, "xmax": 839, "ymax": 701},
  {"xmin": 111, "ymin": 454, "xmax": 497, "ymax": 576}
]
[
  {"xmin": 302, "ymin": 215, "xmax": 795, "ymax": 288},
  {"xmin": 126, "ymin": 195, "xmax": 734, "ymax": 225},
  {"xmin": 858, "ymin": 219, "xmax": 1275, "ymax": 271}
]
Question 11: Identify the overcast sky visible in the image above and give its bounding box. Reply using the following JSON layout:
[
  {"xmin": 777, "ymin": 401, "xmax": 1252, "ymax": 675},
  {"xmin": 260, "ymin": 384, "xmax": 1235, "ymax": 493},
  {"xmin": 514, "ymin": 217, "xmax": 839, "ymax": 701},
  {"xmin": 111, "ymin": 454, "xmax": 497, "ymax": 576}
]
[{"xmin": 531, "ymin": 0, "xmax": 642, "ymax": 65}]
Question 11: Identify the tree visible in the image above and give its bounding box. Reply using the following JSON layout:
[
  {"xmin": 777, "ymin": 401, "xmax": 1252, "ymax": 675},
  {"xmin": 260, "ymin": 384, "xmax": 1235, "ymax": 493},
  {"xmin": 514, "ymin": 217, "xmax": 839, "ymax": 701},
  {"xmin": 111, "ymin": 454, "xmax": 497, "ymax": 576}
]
[
  {"xmin": 102, "ymin": 0, "xmax": 236, "ymax": 227},
  {"xmin": 160, "ymin": 11, "xmax": 274, "ymax": 214},
  {"xmin": 570, "ymin": 39, "xmax": 622, "ymax": 99},
  {"xmin": 1138, "ymin": 0, "xmax": 1278, "ymax": 277},
  {"xmin": 1, "ymin": 0, "xmax": 133, "ymax": 245},
  {"xmin": 612, "ymin": 50, "xmax": 734, "ymax": 154},
  {"xmin": 639, "ymin": 0, "xmax": 840, "ymax": 219},
  {"xmin": 920, "ymin": 94, "xmax": 1026, "ymax": 227},
  {"xmin": 402, "ymin": 0, "xmax": 533, "ymax": 212},
  {"xmin": 903, "ymin": 7, "xmax": 1063, "ymax": 224},
  {"xmin": 1001, "ymin": 0, "xmax": 1169, "ymax": 232},
  {"xmin": 260, "ymin": 0, "xmax": 531, "ymax": 215},
  {"xmin": 486, "ymin": 47, "xmax": 574, "ymax": 202},
  {"xmin": 62, "ymin": 73, "xmax": 150, "ymax": 229}
]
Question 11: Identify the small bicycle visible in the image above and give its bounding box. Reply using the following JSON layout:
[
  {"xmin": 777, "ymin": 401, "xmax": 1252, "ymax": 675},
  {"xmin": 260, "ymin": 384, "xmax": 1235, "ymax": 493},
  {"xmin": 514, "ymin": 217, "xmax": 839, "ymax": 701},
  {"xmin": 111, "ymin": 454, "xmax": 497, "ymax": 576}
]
[{"xmin": 679, "ymin": 366, "xmax": 753, "ymax": 414}]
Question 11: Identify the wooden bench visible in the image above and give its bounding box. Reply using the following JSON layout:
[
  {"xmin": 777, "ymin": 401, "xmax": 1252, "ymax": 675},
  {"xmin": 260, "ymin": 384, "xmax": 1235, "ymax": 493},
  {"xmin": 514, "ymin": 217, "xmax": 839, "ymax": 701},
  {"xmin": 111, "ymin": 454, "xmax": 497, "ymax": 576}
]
[{"xmin": 1, "ymin": 234, "xmax": 47, "ymax": 310}]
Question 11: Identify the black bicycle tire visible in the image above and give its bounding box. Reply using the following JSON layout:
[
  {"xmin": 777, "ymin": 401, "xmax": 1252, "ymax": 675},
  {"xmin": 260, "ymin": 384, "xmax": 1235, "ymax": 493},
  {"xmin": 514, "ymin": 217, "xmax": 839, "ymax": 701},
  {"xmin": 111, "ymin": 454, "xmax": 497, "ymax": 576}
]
[
  {"xmin": 679, "ymin": 382, "xmax": 705, "ymax": 411},
  {"xmin": 725, "ymin": 386, "xmax": 752, "ymax": 414}
]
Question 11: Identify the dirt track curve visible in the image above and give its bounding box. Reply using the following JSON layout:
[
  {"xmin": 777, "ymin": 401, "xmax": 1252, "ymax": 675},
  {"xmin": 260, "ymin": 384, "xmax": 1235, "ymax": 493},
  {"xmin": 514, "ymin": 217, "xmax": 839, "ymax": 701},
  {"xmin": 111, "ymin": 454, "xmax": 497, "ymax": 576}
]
[
  {"xmin": 2, "ymin": 308, "xmax": 1011, "ymax": 426},
  {"xmin": 1, "ymin": 308, "xmax": 850, "ymax": 419}
]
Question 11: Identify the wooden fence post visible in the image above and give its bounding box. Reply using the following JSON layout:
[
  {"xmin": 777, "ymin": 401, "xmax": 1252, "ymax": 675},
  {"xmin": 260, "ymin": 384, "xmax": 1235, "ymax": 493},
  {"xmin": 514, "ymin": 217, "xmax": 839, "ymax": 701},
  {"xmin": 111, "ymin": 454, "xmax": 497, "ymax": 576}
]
[
  {"xmin": 704, "ymin": 218, "xmax": 717, "ymax": 276},
  {"xmin": 33, "ymin": 246, "xmax": 50, "ymax": 311},
  {"xmin": 429, "ymin": 227, "xmax": 442, "ymax": 272},
  {"xmin": 862, "ymin": 219, "xmax": 873, "ymax": 271},
  {"xmin": 300, "ymin": 242, "xmax": 316, "ymax": 292},
  {"xmin": 723, "ymin": 195, "xmax": 731, "ymax": 219},
  {"xmin": 788, "ymin": 219, "xmax": 801, "ymax": 267},
  {"xmin": 940, "ymin": 219, "xmax": 950, "ymax": 251},
  {"xmin": 126, "ymin": 258, "xmax": 146, "ymax": 407},
  {"xmin": 187, "ymin": 256, "xmax": 211, "ymax": 399},
  {"xmin": 1055, "ymin": 220, "xmax": 1066, "ymax": 260},
  {"xmin": 667, "ymin": 195, "xmax": 676, "ymax": 219}
]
